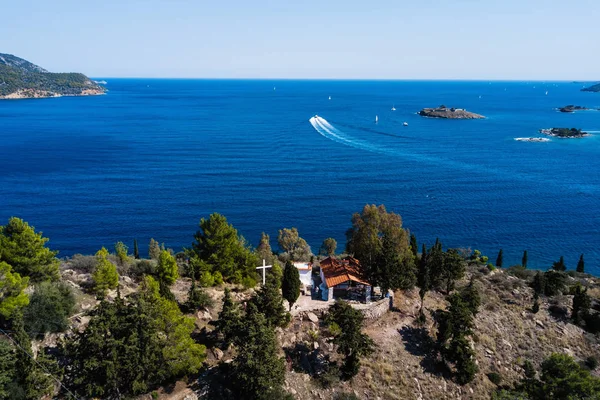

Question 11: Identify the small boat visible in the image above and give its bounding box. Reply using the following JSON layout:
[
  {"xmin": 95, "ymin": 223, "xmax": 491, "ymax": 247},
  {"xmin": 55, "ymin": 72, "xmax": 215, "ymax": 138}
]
[
  {"xmin": 545, "ymin": 91, "xmax": 548, "ymax": 95},
  {"xmin": 391, "ymin": 105, "xmax": 396, "ymax": 111},
  {"xmin": 403, "ymin": 122, "xmax": 408, "ymax": 126},
  {"xmin": 328, "ymin": 96, "xmax": 331, "ymax": 100},
  {"xmin": 375, "ymin": 115, "xmax": 378, "ymax": 123},
  {"xmin": 273, "ymin": 87, "xmax": 276, "ymax": 91}
]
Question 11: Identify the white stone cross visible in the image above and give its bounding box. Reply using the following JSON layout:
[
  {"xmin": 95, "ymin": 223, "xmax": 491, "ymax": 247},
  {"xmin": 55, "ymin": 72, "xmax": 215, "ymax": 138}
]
[{"xmin": 256, "ymin": 259, "xmax": 272, "ymax": 286}]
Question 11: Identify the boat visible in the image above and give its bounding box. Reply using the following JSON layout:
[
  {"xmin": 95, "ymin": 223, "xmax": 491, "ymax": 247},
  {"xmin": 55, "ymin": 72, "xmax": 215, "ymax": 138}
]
[
  {"xmin": 403, "ymin": 122, "xmax": 408, "ymax": 126},
  {"xmin": 545, "ymin": 91, "xmax": 548, "ymax": 95},
  {"xmin": 391, "ymin": 105, "xmax": 396, "ymax": 111},
  {"xmin": 375, "ymin": 115, "xmax": 378, "ymax": 123},
  {"xmin": 328, "ymin": 96, "xmax": 331, "ymax": 100}
]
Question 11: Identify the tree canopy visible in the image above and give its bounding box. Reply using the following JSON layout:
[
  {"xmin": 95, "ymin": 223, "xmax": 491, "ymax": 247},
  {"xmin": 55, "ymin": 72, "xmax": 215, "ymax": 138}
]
[
  {"xmin": 190, "ymin": 213, "xmax": 258, "ymax": 287},
  {"xmin": 0, "ymin": 261, "xmax": 29, "ymax": 319},
  {"xmin": 0, "ymin": 217, "xmax": 59, "ymax": 283},
  {"xmin": 319, "ymin": 237, "xmax": 338, "ymax": 257},
  {"xmin": 326, "ymin": 300, "xmax": 375, "ymax": 380},
  {"xmin": 92, "ymin": 247, "xmax": 119, "ymax": 297},
  {"xmin": 346, "ymin": 204, "xmax": 416, "ymax": 292},
  {"xmin": 277, "ymin": 227, "xmax": 312, "ymax": 262}
]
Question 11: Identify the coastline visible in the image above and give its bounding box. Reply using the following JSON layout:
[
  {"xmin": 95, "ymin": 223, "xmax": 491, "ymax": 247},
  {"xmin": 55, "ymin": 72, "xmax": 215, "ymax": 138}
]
[{"xmin": 0, "ymin": 88, "xmax": 106, "ymax": 100}]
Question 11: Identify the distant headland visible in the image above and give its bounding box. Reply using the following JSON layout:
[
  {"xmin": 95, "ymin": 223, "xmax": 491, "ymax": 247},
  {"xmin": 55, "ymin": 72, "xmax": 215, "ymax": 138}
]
[
  {"xmin": 418, "ymin": 105, "xmax": 485, "ymax": 119},
  {"xmin": 581, "ymin": 83, "xmax": 600, "ymax": 93},
  {"xmin": 540, "ymin": 128, "xmax": 589, "ymax": 138},
  {"xmin": 0, "ymin": 53, "xmax": 105, "ymax": 99}
]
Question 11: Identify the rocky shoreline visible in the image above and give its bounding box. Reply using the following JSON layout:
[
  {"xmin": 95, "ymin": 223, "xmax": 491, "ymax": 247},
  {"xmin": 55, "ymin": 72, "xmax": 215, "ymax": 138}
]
[
  {"xmin": 514, "ymin": 137, "xmax": 551, "ymax": 142},
  {"xmin": 0, "ymin": 88, "xmax": 106, "ymax": 100},
  {"xmin": 418, "ymin": 105, "xmax": 485, "ymax": 119}
]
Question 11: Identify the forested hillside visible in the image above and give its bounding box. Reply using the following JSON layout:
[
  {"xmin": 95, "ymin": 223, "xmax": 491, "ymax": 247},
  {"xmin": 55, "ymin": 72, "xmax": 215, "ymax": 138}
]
[{"xmin": 0, "ymin": 53, "xmax": 105, "ymax": 98}]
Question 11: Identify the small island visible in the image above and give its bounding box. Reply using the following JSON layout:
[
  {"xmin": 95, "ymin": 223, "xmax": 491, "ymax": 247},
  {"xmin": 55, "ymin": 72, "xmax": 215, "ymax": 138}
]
[
  {"xmin": 581, "ymin": 83, "xmax": 600, "ymax": 92},
  {"xmin": 418, "ymin": 105, "xmax": 485, "ymax": 119},
  {"xmin": 0, "ymin": 53, "xmax": 105, "ymax": 99},
  {"xmin": 540, "ymin": 128, "xmax": 589, "ymax": 138},
  {"xmin": 559, "ymin": 105, "xmax": 590, "ymax": 113}
]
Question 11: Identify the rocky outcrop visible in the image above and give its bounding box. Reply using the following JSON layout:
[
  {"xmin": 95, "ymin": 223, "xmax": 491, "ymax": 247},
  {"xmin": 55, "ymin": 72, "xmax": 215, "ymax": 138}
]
[
  {"xmin": 418, "ymin": 105, "xmax": 485, "ymax": 119},
  {"xmin": 540, "ymin": 128, "xmax": 589, "ymax": 138},
  {"xmin": 559, "ymin": 105, "xmax": 590, "ymax": 113}
]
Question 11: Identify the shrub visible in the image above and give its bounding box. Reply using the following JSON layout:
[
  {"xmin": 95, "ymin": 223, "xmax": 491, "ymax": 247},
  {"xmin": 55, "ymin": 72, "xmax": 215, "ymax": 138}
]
[
  {"xmin": 199, "ymin": 271, "xmax": 215, "ymax": 287},
  {"xmin": 188, "ymin": 287, "xmax": 214, "ymax": 310},
  {"xmin": 213, "ymin": 271, "xmax": 224, "ymax": 286},
  {"xmin": 24, "ymin": 281, "xmax": 76, "ymax": 337},
  {"xmin": 585, "ymin": 356, "xmax": 599, "ymax": 370},
  {"xmin": 242, "ymin": 276, "xmax": 257, "ymax": 289},
  {"xmin": 487, "ymin": 372, "xmax": 502, "ymax": 385},
  {"xmin": 129, "ymin": 260, "xmax": 156, "ymax": 278},
  {"xmin": 68, "ymin": 254, "xmax": 97, "ymax": 273},
  {"xmin": 334, "ymin": 393, "xmax": 360, "ymax": 400},
  {"xmin": 487, "ymin": 264, "xmax": 496, "ymax": 271}
]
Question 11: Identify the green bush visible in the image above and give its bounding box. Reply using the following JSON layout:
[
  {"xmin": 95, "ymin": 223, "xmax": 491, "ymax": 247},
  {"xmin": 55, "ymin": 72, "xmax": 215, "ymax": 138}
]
[
  {"xmin": 487, "ymin": 372, "xmax": 502, "ymax": 385},
  {"xmin": 199, "ymin": 271, "xmax": 215, "ymax": 287},
  {"xmin": 130, "ymin": 260, "xmax": 156, "ymax": 278},
  {"xmin": 487, "ymin": 263, "xmax": 496, "ymax": 271},
  {"xmin": 585, "ymin": 356, "xmax": 598, "ymax": 370},
  {"xmin": 213, "ymin": 271, "xmax": 224, "ymax": 286},
  {"xmin": 24, "ymin": 281, "xmax": 76, "ymax": 337}
]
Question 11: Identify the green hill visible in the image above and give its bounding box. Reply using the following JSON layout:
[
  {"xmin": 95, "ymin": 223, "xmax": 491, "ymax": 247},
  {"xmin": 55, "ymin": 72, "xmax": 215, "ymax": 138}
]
[{"xmin": 0, "ymin": 53, "xmax": 105, "ymax": 98}]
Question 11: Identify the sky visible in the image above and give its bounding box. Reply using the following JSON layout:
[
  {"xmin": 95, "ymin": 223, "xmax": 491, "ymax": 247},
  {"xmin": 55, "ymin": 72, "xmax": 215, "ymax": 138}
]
[{"xmin": 1, "ymin": 0, "xmax": 598, "ymax": 80}]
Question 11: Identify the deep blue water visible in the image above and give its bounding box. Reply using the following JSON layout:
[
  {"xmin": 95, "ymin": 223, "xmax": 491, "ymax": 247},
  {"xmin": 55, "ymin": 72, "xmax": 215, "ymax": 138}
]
[{"xmin": 1, "ymin": 79, "xmax": 599, "ymax": 272}]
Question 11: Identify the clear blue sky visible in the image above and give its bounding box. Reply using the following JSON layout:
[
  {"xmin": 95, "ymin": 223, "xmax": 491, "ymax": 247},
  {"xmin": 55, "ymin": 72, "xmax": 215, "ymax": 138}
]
[{"xmin": 1, "ymin": 0, "xmax": 598, "ymax": 79}]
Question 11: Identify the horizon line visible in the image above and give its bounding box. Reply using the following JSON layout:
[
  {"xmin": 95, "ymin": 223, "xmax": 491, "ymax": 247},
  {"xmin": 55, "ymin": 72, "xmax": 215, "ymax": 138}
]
[{"xmin": 89, "ymin": 77, "xmax": 598, "ymax": 83}]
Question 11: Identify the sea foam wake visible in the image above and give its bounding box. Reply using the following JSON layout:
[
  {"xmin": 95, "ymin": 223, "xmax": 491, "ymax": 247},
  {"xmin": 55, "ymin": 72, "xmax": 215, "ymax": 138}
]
[{"xmin": 309, "ymin": 115, "xmax": 390, "ymax": 155}]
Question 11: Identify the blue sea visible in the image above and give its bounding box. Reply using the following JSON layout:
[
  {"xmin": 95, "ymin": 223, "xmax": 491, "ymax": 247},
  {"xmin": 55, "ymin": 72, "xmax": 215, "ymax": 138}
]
[{"xmin": 1, "ymin": 80, "xmax": 599, "ymax": 272}]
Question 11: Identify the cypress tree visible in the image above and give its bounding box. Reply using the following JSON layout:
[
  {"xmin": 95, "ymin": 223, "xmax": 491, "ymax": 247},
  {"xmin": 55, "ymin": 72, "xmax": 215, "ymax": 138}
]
[
  {"xmin": 532, "ymin": 292, "xmax": 540, "ymax": 314},
  {"xmin": 552, "ymin": 256, "xmax": 566, "ymax": 272},
  {"xmin": 532, "ymin": 271, "xmax": 546, "ymax": 295},
  {"xmin": 410, "ymin": 233, "xmax": 418, "ymax": 259},
  {"xmin": 496, "ymin": 249, "xmax": 503, "ymax": 268},
  {"xmin": 215, "ymin": 288, "xmax": 242, "ymax": 346},
  {"xmin": 133, "ymin": 239, "xmax": 140, "ymax": 259},
  {"xmin": 577, "ymin": 254, "xmax": 585, "ymax": 273},
  {"xmin": 417, "ymin": 244, "xmax": 430, "ymax": 320},
  {"xmin": 572, "ymin": 284, "xmax": 591, "ymax": 325},
  {"xmin": 281, "ymin": 261, "xmax": 301, "ymax": 311},
  {"xmin": 12, "ymin": 311, "xmax": 53, "ymax": 400},
  {"xmin": 251, "ymin": 274, "xmax": 287, "ymax": 327},
  {"xmin": 522, "ymin": 250, "xmax": 528, "ymax": 268}
]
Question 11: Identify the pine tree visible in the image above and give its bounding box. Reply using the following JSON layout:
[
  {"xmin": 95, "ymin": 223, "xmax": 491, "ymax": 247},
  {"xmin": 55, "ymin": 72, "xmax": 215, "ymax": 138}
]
[
  {"xmin": 156, "ymin": 250, "xmax": 179, "ymax": 300},
  {"xmin": 577, "ymin": 254, "xmax": 585, "ymax": 273},
  {"xmin": 496, "ymin": 249, "xmax": 503, "ymax": 268},
  {"xmin": 0, "ymin": 217, "xmax": 60, "ymax": 283},
  {"xmin": 251, "ymin": 274, "xmax": 287, "ymax": 327},
  {"xmin": 522, "ymin": 250, "xmax": 528, "ymax": 268},
  {"xmin": 410, "ymin": 233, "xmax": 418, "ymax": 258},
  {"xmin": 281, "ymin": 261, "xmax": 301, "ymax": 311},
  {"xmin": 0, "ymin": 261, "xmax": 29, "ymax": 318},
  {"xmin": 92, "ymin": 247, "xmax": 119, "ymax": 298},
  {"xmin": 0, "ymin": 339, "xmax": 16, "ymax": 399},
  {"xmin": 133, "ymin": 239, "xmax": 140, "ymax": 259},
  {"xmin": 552, "ymin": 256, "xmax": 566, "ymax": 272}
]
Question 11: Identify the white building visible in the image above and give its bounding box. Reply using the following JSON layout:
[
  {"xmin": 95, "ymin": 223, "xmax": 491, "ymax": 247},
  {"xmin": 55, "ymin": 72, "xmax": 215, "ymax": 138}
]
[{"xmin": 293, "ymin": 262, "xmax": 313, "ymax": 288}]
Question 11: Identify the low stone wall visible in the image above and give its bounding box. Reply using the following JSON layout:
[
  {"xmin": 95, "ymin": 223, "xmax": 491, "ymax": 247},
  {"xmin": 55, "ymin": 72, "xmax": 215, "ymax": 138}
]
[{"xmin": 359, "ymin": 297, "xmax": 392, "ymax": 320}]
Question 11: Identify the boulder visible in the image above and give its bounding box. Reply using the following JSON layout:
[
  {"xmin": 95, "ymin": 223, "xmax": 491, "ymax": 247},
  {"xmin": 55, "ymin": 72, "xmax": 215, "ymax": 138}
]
[
  {"xmin": 307, "ymin": 312, "xmax": 319, "ymax": 323},
  {"xmin": 212, "ymin": 348, "xmax": 224, "ymax": 360}
]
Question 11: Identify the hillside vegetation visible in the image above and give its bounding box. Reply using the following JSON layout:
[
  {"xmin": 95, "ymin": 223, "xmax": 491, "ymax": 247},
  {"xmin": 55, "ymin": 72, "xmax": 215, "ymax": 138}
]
[
  {"xmin": 0, "ymin": 53, "xmax": 105, "ymax": 98},
  {"xmin": 1, "ymin": 209, "xmax": 600, "ymax": 400}
]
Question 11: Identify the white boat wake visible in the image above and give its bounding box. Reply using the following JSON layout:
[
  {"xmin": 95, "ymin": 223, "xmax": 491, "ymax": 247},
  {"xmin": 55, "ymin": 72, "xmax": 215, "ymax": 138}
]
[{"xmin": 309, "ymin": 115, "xmax": 392, "ymax": 155}]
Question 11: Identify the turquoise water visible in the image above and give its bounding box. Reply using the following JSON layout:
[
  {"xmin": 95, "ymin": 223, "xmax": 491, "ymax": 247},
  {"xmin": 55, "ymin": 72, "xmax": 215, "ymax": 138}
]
[{"xmin": 0, "ymin": 79, "xmax": 599, "ymax": 271}]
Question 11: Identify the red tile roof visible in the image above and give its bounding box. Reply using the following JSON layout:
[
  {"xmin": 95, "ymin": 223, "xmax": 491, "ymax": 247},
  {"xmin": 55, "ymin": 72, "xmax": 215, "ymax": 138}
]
[{"xmin": 320, "ymin": 256, "xmax": 370, "ymax": 287}]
